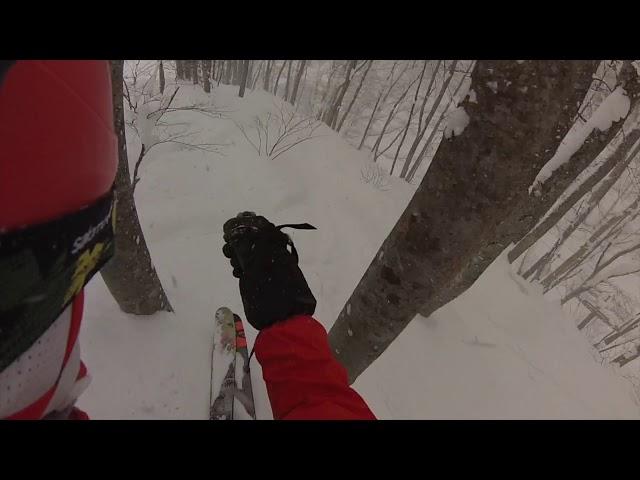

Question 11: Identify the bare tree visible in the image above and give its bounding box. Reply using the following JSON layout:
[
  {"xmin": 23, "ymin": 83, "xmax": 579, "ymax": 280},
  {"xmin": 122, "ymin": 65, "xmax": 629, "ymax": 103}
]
[
  {"xmin": 520, "ymin": 129, "xmax": 640, "ymax": 281},
  {"xmin": 289, "ymin": 60, "xmax": 307, "ymax": 106},
  {"xmin": 158, "ymin": 60, "xmax": 165, "ymax": 94},
  {"xmin": 186, "ymin": 60, "xmax": 198, "ymax": 85},
  {"xmin": 284, "ymin": 60, "xmax": 293, "ymax": 101},
  {"xmin": 175, "ymin": 60, "xmax": 184, "ymax": 81},
  {"xmin": 399, "ymin": 60, "xmax": 459, "ymax": 179},
  {"xmin": 372, "ymin": 72, "xmax": 421, "ymax": 162},
  {"xmin": 273, "ymin": 60, "xmax": 287, "ymax": 96},
  {"xmin": 327, "ymin": 60, "xmax": 597, "ymax": 383},
  {"xmin": 508, "ymin": 62, "xmax": 640, "ymax": 264},
  {"xmin": 224, "ymin": 60, "xmax": 233, "ymax": 85},
  {"xmin": 263, "ymin": 60, "xmax": 272, "ymax": 92},
  {"xmin": 100, "ymin": 60, "xmax": 173, "ymax": 315},
  {"xmin": 396, "ymin": 60, "xmax": 442, "ymax": 177},
  {"xmin": 357, "ymin": 62, "xmax": 400, "ymax": 150},
  {"xmin": 234, "ymin": 102, "xmax": 321, "ymax": 160},
  {"xmin": 238, "ymin": 60, "xmax": 250, "ymax": 98},
  {"xmin": 404, "ymin": 62, "xmax": 474, "ymax": 183},
  {"xmin": 250, "ymin": 60, "xmax": 264, "ymax": 90},
  {"xmin": 337, "ymin": 60, "xmax": 373, "ymax": 133},
  {"xmin": 323, "ymin": 60, "xmax": 362, "ymax": 129},
  {"xmin": 541, "ymin": 190, "xmax": 640, "ymax": 292},
  {"xmin": 389, "ymin": 61, "xmax": 428, "ymax": 175},
  {"xmin": 202, "ymin": 60, "xmax": 211, "ymax": 93}
]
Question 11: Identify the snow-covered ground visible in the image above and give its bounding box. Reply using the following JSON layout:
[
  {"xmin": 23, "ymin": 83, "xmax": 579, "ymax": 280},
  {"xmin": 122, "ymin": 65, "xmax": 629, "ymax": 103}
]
[{"xmin": 78, "ymin": 80, "xmax": 640, "ymax": 419}]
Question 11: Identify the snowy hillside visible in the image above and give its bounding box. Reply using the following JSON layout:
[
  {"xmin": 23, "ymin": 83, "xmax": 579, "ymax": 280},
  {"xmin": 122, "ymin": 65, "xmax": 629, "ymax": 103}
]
[{"xmin": 78, "ymin": 78, "xmax": 640, "ymax": 419}]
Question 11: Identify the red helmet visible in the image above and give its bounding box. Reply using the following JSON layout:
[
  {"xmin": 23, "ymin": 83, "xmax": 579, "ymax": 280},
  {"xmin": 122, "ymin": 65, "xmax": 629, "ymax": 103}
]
[{"xmin": 0, "ymin": 60, "xmax": 118, "ymax": 231}]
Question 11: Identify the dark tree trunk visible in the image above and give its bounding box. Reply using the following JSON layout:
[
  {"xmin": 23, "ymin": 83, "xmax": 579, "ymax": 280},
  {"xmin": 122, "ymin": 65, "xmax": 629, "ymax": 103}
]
[
  {"xmin": 101, "ymin": 61, "xmax": 173, "ymax": 315},
  {"xmin": 263, "ymin": 60, "xmax": 272, "ymax": 91},
  {"xmin": 175, "ymin": 60, "xmax": 184, "ymax": 81},
  {"xmin": 284, "ymin": 60, "xmax": 293, "ymax": 101},
  {"xmin": 250, "ymin": 60, "xmax": 264, "ymax": 90},
  {"xmin": 273, "ymin": 60, "xmax": 287, "ymax": 96},
  {"xmin": 158, "ymin": 60, "xmax": 165, "ymax": 94},
  {"xmin": 328, "ymin": 60, "xmax": 597, "ymax": 383},
  {"xmin": 238, "ymin": 60, "xmax": 250, "ymax": 98},
  {"xmin": 289, "ymin": 60, "xmax": 307, "ymax": 105},
  {"xmin": 202, "ymin": 60, "xmax": 211, "ymax": 93},
  {"xmin": 325, "ymin": 60, "xmax": 358, "ymax": 129}
]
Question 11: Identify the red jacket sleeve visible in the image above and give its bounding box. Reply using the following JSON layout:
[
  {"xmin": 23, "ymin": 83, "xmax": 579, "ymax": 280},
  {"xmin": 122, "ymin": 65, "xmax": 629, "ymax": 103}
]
[{"xmin": 254, "ymin": 315, "xmax": 376, "ymax": 420}]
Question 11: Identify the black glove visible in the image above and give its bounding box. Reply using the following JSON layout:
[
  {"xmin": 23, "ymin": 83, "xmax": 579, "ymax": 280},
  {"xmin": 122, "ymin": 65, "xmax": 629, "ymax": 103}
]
[{"xmin": 222, "ymin": 212, "xmax": 317, "ymax": 330}]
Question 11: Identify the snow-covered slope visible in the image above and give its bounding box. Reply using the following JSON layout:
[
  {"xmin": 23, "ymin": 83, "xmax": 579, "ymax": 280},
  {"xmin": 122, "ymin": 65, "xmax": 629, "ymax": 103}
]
[{"xmin": 78, "ymin": 83, "xmax": 640, "ymax": 419}]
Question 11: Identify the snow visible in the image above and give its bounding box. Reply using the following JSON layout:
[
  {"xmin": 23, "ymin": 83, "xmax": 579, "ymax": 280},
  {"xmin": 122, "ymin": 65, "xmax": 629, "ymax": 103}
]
[
  {"xmin": 531, "ymin": 86, "xmax": 631, "ymax": 192},
  {"xmin": 354, "ymin": 251, "xmax": 640, "ymax": 419},
  {"xmin": 444, "ymin": 106, "xmax": 470, "ymax": 139},
  {"xmin": 77, "ymin": 72, "xmax": 640, "ymax": 419}
]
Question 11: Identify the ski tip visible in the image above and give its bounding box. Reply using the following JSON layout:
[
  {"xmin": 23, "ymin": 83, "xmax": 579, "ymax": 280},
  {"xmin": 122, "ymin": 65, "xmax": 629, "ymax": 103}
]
[{"xmin": 215, "ymin": 307, "xmax": 233, "ymax": 321}]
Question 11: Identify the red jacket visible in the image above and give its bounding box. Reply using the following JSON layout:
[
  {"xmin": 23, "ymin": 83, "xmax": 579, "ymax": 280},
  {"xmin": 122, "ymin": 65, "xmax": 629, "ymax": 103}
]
[{"xmin": 255, "ymin": 315, "xmax": 376, "ymax": 420}]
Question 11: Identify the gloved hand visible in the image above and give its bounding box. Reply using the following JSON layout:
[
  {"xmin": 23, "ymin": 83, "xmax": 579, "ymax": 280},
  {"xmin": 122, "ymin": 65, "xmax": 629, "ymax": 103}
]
[{"xmin": 222, "ymin": 212, "xmax": 317, "ymax": 330}]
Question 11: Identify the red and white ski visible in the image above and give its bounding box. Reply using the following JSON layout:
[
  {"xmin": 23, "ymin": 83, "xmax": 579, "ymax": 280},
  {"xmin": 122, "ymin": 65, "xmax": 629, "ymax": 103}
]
[{"xmin": 210, "ymin": 307, "xmax": 255, "ymax": 420}]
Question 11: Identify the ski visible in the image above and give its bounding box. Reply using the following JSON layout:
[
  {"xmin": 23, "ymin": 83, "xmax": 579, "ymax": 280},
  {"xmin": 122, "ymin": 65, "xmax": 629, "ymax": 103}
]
[
  {"xmin": 232, "ymin": 312, "xmax": 256, "ymax": 419},
  {"xmin": 209, "ymin": 307, "xmax": 256, "ymax": 420}
]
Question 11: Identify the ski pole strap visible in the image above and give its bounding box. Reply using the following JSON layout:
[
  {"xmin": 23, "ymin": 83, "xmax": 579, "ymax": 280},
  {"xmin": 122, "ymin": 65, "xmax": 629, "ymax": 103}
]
[
  {"xmin": 0, "ymin": 187, "xmax": 116, "ymax": 372},
  {"xmin": 276, "ymin": 223, "xmax": 316, "ymax": 264},
  {"xmin": 276, "ymin": 223, "xmax": 317, "ymax": 231}
]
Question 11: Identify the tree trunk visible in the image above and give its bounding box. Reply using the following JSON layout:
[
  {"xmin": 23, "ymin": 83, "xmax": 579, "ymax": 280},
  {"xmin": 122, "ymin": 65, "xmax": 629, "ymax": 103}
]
[
  {"xmin": 577, "ymin": 311, "xmax": 597, "ymax": 330},
  {"xmin": 250, "ymin": 60, "xmax": 264, "ymax": 90},
  {"xmin": 325, "ymin": 60, "xmax": 358, "ymax": 129},
  {"xmin": 399, "ymin": 61, "xmax": 458, "ymax": 178},
  {"xmin": 289, "ymin": 60, "xmax": 307, "ymax": 105},
  {"xmin": 404, "ymin": 63, "xmax": 474, "ymax": 183},
  {"xmin": 372, "ymin": 73, "xmax": 420, "ymax": 161},
  {"xmin": 613, "ymin": 347, "xmax": 640, "ymax": 367},
  {"xmin": 390, "ymin": 61, "xmax": 428, "ymax": 175},
  {"xmin": 263, "ymin": 60, "xmax": 272, "ymax": 91},
  {"xmin": 273, "ymin": 60, "xmax": 287, "ymax": 96},
  {"xmin": 540, "ymin": 142, "xmax": 640, "ymax": 291},
  {"xmin": 238, "ymin": 60, "xmax": 250, "ymax": 98},
  {"xmin": 395, "ymin": 61, "xmax": 442, "ymax": 177},
  {"xmin": 191, "ymin": 60, "xmax": 199, "ymax": 85},
  {"xmin": 175, "ymin": 60, "xmax": 184, "ymax": 81},
  {"xmin": 337, "ymin": 60, "xmax": 373, "ymax": 133},
  {"xmin": 202, "ymin": 60, "xmax": 211, "ymax": 93},
  {"xmin": 247, "ymin": 60, "xmax": 254, "ymax": 88},
  {"xmin": 284, "ymin": 60, "xmax": 293, "ymax": 101},
  {"xmin": 158, "ymin": 60, "xmax": 165, "ymax": 94},
  {"xmin": 508, "ymin": 64, "xmax": 640, "ymax": 264},
  {"xmin": 327, "ymin": 60, "xmax": 597, "ymax": 383},
  {"xmin": 100, "ymin": 61, "xmax": 173, "ymax": 315},
  {"xmin": 520, "ymin": 128, "xmax": 640, "ymax": 280},
  {"xmin": 358, "ymin": 90, "xmax": 384, "ymax": 150},
  {"xmin": 224, "ymin": 60, "xmax": 232, "ymax": 84},
  {"xmin": 232, "ymin": 60, "xmax": 240, "ymax": 85},
  {"xmin": 600, "ymin": 317, "xmax": 640, "ymax": 346}
]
